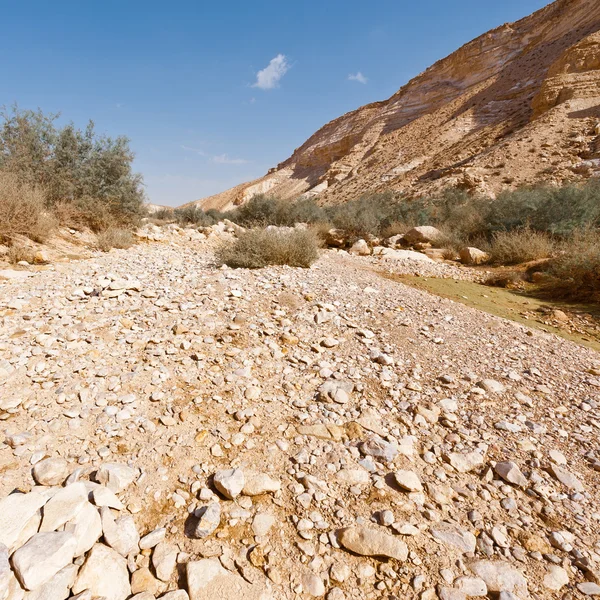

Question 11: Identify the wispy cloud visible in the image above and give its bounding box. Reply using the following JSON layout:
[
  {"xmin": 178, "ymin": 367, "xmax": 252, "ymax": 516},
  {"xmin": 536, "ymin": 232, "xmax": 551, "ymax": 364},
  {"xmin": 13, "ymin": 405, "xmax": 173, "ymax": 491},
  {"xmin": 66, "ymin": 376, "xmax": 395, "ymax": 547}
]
[
  {"xmin": 348, "ymin": 72, "xmax": 368, "ymax": 84},
  {"xmin": 181, "ymin": 145, "xmax": 207, "ymax": 156},
  {"xmin": 213, "ymin": 153, "xmax": 249, "ymax": 165},
  {"xmin": 253, "ymin": 54, "xmax": 289, "ymax": 90}
]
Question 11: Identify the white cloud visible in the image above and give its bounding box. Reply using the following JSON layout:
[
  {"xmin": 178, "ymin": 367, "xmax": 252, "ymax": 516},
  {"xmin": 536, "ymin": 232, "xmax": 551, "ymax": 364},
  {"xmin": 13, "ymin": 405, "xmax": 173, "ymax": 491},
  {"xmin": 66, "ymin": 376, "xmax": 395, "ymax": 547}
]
[
  {"xmin": 213, "ymin": 153, "xmax": 249, "ymax": 165},
  {"xmin": 253, "ymin": 54, "xmax": 289, "ymax": 90},
  {"xmin": 181, "ymin": 145, "xmax": 206, "ymax": 156},
  {"xmin": 348, "ymin": 72, "xmax": 368, "ymax": 84}
]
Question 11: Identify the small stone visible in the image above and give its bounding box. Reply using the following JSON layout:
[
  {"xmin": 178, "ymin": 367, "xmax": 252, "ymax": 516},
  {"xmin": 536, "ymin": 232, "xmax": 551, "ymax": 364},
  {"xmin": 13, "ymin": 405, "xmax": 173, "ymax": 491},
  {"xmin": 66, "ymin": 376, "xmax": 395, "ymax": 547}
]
[
  {"xmin": 302, "ymin": 572, "xmax": 325, "ymax": 596},
  {"xmin": 91, "ymin": 486, "xmax": 125, "ymax": 510},
  {"xmin": 477, "ymin": 379, "xmax": 505, "ymax": 394},
  {"xmin": 95, "ymin": 463, "xmax": 137, "ymax": 493},
  {"xmin": 131, "ymin": 567, "xmax": 163, "ymax": 596},
  {"xmin": 242, "ymin": 472, "xmax": 280, "ymax": 496},
  {"xmin": 578, "ymin": 582, "xmax": 600, "ymax": 596},
  {"xmin": 140, "ymin": 528, "xmax": 166, "ymax": 549},
  {"xmin": 153, "ymin": 542, "xmax": 178, "ymax": 581},
  {"xmin": 548, "ymin": 464, "xmax": 585, "ymax": 492},
  {"xmin": 193, "ymin": 504, "xmax": 221, "ymax": 539},
  {"xmin": 431, "ymin": 523, "xmax": 476, "ymax": 554},
  {"xmin": 337, "ymin": 526, "xmax": 408, "ymax": 561},
  {"xmin": 0, "ymin": 543, "xmax": 10, "ymax": 600},
  {"xmin": 318, "ymin": 380, "xmax": 354, "ymax": 405},
  {"xmin": 252, "ymin": 513, "xmax": 276, "ymax": 537},
  {"xmin": 214, "ymin": 468, "xmax": 245, "ymax": 500},
  {"xmin": 468, "ymin": 561, "xmax": 528, "ymax": 597},
  {"xmin": 40, "ymin": 483, "xmax": 88, "ymax": 532},
  {"xmin": 359, "ymin": 436, "xmax": 398, "ymax": 462},
  {"xmin": 493, "ymin": 462, "xmax": 528, "ymax": 487},
  {"xmin": 160, "ymin": 592, "xmax": 190, "ymax": 600},
  {"xmin": 445, "ymin": 451, "xmax": 485, "ymax": 473},
  {"xmin": 72, "ymin": 543, "xmax": 131, "ymax": 600},
  {"xmin": 65, "ymin": 501, "xmax": 102, "ymax": 556},
  {"xmin": 32, "ymin": 457, "xmax": 69, "ymax": 486},
  {"xmin": 543, "ymin": 566, "xmax": 569, "ymax": 591},
  {"xmin": 454, "ymin": 576, "xmax": 487, "ymax": 596},
  {"xmin": 186, "ymin": 558, "xmax": 270, "ymax": 600},
  {"xmin": 394, "ymin": 470, "xmax": 423, "ymax": 492},
  {"xmin": 12, "ymin": 531, "xmax": 77, "ymax": 590},
  {"xmin": 23, "ymin": 564, "xmax": 78, "ymax": 600},
  {"xmin": 101, "ymin": 507, "xmax": 140, "ymax": 556},
  {"xmin": 0, "ymin": 491, "xmax": 46, "ymax": 551}
]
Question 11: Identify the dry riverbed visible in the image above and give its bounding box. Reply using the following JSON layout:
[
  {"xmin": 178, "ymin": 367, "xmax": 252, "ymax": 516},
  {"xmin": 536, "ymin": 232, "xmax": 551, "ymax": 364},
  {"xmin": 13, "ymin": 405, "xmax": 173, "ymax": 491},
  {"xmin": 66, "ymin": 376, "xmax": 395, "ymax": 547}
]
[{"xmin": 1, "ymin": 224, "xmax": 600, "ymax": 600}]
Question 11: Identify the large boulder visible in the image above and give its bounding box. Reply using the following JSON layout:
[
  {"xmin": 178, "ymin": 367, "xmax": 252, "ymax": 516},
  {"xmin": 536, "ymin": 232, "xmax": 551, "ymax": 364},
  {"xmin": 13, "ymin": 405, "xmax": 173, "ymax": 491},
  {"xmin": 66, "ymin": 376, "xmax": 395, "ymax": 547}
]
[
  {"xmin": 373, "ymin": 247, "xmax": 435, "ymax": 263},
  {"xmin": 349, "ymin": 239, "xmax": 371, "ymax": 256},
  {"xmin": 403, "ymin": 226, "xmax": 443, "ymax": 245},
  {"xmin": 460, "ymin": 247, "xmax": 489, "ymax": 265}
]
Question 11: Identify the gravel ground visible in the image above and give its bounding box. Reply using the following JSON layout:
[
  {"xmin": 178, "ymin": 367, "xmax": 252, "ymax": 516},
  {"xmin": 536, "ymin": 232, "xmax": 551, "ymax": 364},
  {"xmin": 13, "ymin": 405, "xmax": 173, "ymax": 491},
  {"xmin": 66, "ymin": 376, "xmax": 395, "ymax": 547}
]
[{"xmin": 1, "ymin": 225, "xmax": 600, "ymax": 600}]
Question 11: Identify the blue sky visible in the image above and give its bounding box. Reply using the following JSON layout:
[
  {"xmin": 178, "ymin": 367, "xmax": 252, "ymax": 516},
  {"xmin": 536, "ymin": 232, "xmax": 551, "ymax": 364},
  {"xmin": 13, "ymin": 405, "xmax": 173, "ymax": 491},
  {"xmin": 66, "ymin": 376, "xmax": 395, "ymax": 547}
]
[{"xmin": 2, "ymin": 0, "xmax": 550, "ymax": 206}]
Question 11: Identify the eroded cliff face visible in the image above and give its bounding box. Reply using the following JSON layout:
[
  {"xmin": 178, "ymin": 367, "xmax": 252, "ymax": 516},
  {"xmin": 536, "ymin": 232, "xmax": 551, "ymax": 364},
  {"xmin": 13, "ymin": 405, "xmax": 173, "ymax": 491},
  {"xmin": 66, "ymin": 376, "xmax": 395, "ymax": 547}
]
[{"xmin": 193, "ymin": 0, "xmax": 600, "ymax": 211}]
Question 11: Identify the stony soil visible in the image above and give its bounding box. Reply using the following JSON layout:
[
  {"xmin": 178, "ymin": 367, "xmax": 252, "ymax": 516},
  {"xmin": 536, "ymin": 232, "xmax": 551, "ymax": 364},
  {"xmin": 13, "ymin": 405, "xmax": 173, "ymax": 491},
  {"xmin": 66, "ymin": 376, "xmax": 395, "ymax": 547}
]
[{"xmin": 1, "ymin": 224, "xmax": 600, "ymax": 600}]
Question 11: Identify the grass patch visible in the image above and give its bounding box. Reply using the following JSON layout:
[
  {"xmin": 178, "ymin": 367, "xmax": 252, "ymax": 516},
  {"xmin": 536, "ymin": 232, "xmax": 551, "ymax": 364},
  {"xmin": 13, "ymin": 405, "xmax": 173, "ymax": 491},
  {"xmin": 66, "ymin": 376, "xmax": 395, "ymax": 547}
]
[{"xmin": 216, "ymin": 228, "xmax": 320, "ymax": 269}]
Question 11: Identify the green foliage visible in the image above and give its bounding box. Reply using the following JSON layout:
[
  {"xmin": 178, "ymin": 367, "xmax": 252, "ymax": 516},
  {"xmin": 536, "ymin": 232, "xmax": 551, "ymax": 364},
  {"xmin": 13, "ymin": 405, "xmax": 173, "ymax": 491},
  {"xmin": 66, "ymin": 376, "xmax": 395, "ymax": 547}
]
[
  {"xmin": 226, "ymin": 195, "xmax": 326, "ymax": 228},
  {"xmin": 0, "ymin": 105, "xmax": 145, "ymax": 229},
  {"xmin": 174, "ymin": 205, "xmax": 220, "ymax": 226},
  {"xmin": 216, "ymin": 228, "xmax": 320, "ymax": 269}
]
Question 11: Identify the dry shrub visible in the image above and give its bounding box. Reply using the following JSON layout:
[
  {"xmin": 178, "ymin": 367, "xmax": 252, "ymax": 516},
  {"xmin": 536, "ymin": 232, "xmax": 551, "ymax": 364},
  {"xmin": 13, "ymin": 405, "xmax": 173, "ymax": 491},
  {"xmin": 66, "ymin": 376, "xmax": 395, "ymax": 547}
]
[
  {"xmin": 541, "ymin": 229, "xmax": 600, "ymax": 299},
  {"xmin": 7, "ymin": 245, "xmax": 35, "ymax": 264},
  {"xmin": 97, "ymin": 228, "xmax": 134, "ymax": 252},
  {"xmin": 0, "ymin": 171, "xmax": 53, "ymax": 242},
  {"xmin": 217, "ymin": 228, "xmax": 320, "ymax": 269},
  {"xmin": 488, "ymin": 228, "xmax": 555, "ymax": 265},
  {"xmin": 381, "ymin": 222, "xmax": 410, "ymax": 239},
  {"xmin": 484, "ymin": 271, "xmax": 523, "ymax": 289}
]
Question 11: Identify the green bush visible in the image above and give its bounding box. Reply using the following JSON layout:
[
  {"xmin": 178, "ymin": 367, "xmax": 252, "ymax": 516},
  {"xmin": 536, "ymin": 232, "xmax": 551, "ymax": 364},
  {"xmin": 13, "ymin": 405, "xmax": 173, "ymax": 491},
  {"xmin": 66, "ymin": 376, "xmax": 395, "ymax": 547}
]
[
  {"xmin": 152, "ymin": 207, "xmax": 175, "ymax": 222},
  {"xmin": 174, "ymin": 205, "xmax": 219, "ymax": 226},
  {"xmin": 0, "ymin": 105, "xmax": 145, "ymax": 230},
  {"xmin": 216, "ymin": 228, "xmax": 320, "ymax": 269},
  {"xmin": 488, "ymin": 228, "xmax": 555, "ymax": 265}
]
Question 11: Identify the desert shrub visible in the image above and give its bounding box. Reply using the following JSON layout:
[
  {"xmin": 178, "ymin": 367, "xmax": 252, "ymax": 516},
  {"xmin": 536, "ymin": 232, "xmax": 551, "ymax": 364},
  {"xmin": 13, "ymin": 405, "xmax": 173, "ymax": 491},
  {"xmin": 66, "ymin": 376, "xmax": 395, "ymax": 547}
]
[
  {"xmin": 484, "ymin": 181, "xmax": 600, "ymax": 237},
  {"xmin": 97, "ymin": 227, "xmax": 134, "ymax": 252},
  {"xmin": 488, "ymin": 228, "xmax": 555, "ymax": 265},
  {"xmin": 174, "ymin": 205, "xmax": 218, "ymax": 226},
  {"xmin": 7, "ymin": 245, "xmax": 36, "ymax": 264},
  {"xmin": 227, "ymin": 195, "xmax": 284, "ymax": 227},
  {"xmin": 381, "ymin": 222, "xmax": 411, "ymax": 239},
  {"xmin": 216, "ymin": 228, "xmax": 320, "ymax": 269},
  {"xmin": 323, "ymin": 192, "xmax": 408, "ymax": 242},
  {"xmin": 153, "ymin": 207, "xmax": 175, "ymax": 222},
  {"xmin": 0, "ymin": 105, "xmax": 145, "ymax": 230},
  {"xmin": 284, "ymin": 197, "xmax": 326, "ymax": 225},
  {"xmin": 0, "ymin": 171, "xmax": 54, "ymax": 242},
  {"xmin": 541, "ymin": 229, "xmax": 600, "ymax": 299}
]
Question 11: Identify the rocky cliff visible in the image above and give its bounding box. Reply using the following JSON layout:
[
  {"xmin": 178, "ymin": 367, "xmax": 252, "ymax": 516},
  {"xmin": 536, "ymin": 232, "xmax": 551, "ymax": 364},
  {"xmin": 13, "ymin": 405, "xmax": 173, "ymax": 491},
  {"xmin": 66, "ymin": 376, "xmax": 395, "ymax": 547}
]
[{"xmin": 193, "ymin": 0, "xmax": 600, "ymax": 210}]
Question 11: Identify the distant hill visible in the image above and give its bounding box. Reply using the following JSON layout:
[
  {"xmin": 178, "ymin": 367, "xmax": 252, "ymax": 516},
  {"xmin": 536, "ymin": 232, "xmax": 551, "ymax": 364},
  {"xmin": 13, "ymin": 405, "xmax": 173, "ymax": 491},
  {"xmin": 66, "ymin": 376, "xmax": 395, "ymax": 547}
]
[{"xmin": 185, "ymin": 0, "xmax": 600, "ymax": 211}]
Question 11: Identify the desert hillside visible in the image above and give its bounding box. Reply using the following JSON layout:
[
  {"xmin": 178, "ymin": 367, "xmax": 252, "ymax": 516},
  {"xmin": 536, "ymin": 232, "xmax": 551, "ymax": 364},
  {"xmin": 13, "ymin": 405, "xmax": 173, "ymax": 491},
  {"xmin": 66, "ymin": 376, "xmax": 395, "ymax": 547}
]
[{"xmin": 192, "ymin": 0, "xmax": 600, "ymax": 211}]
